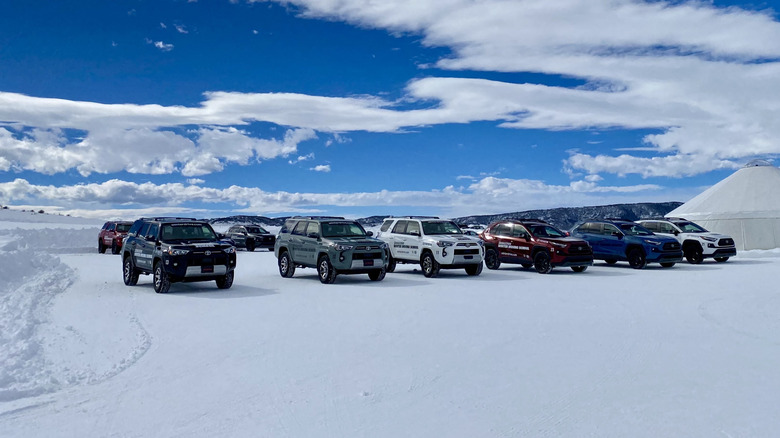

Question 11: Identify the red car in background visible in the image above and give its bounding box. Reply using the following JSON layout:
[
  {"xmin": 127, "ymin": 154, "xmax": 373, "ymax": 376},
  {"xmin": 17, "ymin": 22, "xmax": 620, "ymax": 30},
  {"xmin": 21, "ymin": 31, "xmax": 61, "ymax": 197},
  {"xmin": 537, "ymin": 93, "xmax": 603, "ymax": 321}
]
[{"xmin": 99, "ymin": 221, "xmax": 133, "ymax": 254}]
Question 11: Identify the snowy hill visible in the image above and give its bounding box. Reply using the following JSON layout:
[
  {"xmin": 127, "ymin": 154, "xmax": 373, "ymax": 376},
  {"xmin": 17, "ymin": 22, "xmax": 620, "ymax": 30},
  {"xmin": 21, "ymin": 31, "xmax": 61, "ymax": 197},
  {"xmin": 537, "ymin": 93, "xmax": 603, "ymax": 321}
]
[{"xmin": 2, "ymin": 208, "xmax": 780, "ymax": 437}]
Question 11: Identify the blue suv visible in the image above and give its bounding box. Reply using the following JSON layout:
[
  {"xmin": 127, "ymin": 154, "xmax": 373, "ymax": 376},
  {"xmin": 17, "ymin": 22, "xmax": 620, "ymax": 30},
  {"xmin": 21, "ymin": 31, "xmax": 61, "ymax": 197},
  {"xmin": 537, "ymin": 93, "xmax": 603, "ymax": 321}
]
[{"xmin": 570, "ymin": 219, "xmax": 683, "ymax": 269}]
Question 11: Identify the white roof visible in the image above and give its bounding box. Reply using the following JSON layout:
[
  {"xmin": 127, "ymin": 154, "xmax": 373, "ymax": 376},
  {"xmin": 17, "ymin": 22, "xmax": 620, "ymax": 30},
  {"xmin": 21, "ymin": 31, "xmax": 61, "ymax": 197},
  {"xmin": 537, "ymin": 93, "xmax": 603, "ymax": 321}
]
[{"xmin": 668, "ymin": 163, "xmax": 780, "ymax": 220}]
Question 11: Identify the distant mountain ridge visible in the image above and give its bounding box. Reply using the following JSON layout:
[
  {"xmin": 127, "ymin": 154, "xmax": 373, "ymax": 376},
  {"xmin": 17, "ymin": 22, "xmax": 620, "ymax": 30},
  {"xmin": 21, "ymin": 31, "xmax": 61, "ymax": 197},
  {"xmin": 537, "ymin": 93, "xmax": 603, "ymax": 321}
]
[{"xmin": 209, "ymin": 202, "xmax": 683, "ymax": 231}]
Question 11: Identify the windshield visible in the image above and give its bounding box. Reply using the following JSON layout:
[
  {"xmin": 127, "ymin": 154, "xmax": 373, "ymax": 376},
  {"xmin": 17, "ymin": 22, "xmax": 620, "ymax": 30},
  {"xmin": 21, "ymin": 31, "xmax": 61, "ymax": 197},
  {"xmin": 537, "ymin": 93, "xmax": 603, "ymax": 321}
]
[
  {"xmin": 618, "ymin": 223, "xmax": 653, "ymax": 236},
  {"xmin": 116, "ymin": 223, "xmax": 132, "ymax": 233},
  {"xmin": 321, "ymin": 221, "xmax": 367, "ymax": 238},
  {"xmin": 677, "ymin": 222, "xmax": 707, "ymax": 233},
  {"xmin": 422, "ymin": 221, "xmax": 463, "ymax": 235},
  {"xmin": 160, "ymin": 223, "xmax": 218, "ymax": 242},
  {"xmin": 245, "ymin": 226, "xmax": 267, "ymax": 234},
  {"xmin": 530, "ymin": 225, "xmax": 566, "ymax": 238}
]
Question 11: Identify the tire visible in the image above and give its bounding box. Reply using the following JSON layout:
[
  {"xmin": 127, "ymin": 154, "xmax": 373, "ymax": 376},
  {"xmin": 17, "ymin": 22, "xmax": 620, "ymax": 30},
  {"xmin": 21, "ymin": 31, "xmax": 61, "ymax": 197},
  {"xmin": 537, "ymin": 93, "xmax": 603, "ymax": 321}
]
[
  {"xmin": 317, "ymin": 255, "xmax": 337, "ymax": 284},
  {"xmin": 98, "ymin": 239, "xmax": 106, "ymax": 254},
  {"xmin": 465, "ymin": 263, "xmax": 483, "ymax": 276},
  {"xmin": 111, "ymin": 240, "xmax": 119, "ymax": 255},
  {"xmin": 368, "ymin": 268, "xmax": 386, "ymax": 281},
  {"xmin": 627, "ymin": 248, "xmax": 647, "ymax": 269},
  {"xmin": 520, "ymin": 263, "xmax": 533, "ymax": 269},
  {"xmin": 484, "ymin": 248, "xmax": 500, "ymax": 270},
  {"xmin": 533, "ymin": 251, "xmax": 553, "ymax": 274},
  {"xmin": 604, "ymin": 259, "xmax": 617, "ymax": 265},
  {"xmin": 153, "ymin": 262, "xmax": 171, "ymax": 294},
  {"xmin": 123, "ymin": 257, "xmax": 139, "ymax": 286},
  {"xmin": 714, "ymin": 257, "xmax": 730, "ymax": 263},
  {"xmin": 660, "ymin": 262, "xmax": 676, "ymax": 268},
  {"xmin": 278, "ymin": 251, "xmax": 295, "ymax": 278},
  {"xmin": 684, "ymin": 245, "xmax": 703, "ymax": 264},
  {"xmin": 216, "ymin": 270, "xmax": 234, "ymax": 289},
  {"xmin": 246, "ymin": 239, "xmax": 255, "ymax": 252},
  {"xmin": 421, "ymin": 252, "xmax": 440, "ymax": 278},
  {"xmin": 386, "ymin": 256, "xmax": 396, "ymax": 273},
  {"xmin": 571, "ymin": 266, "xmax": 588, "ymax": 273}
]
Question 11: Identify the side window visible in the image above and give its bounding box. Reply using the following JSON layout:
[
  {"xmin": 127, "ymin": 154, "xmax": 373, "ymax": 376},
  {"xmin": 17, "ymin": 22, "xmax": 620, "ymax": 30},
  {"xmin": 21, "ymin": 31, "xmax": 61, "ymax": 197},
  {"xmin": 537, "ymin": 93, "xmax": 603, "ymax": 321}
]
[
  {"xmin": 380, "ymin": 220, "xmax": 393, "ymax": 232},
  {"xmin": 603, "ymin": 224, "xmax": 620, "ymax": 236},
  {"xmin": 146, "ymin": 223, "xmax": 159, "ymax": 240},
  {"xmin": 102, "ymin": 222, "xmax": 109, "ymax": 230},
  {"xmin": 642, "ymin": 222, "xmax": 657, "ymax": 232},
  {"xmin": 228, "ymin": 226, "xmax": 236, "ymax": 233},
  {"xmin": 392, "ymin": 220, "xmax": 408, "ymax": 234},
  {"xmin": 291, "ymin": 221, "xmax": 307, "ymax": 236},
  {"xmin": 138, "ymin": 223, "xmax": 151, "ymax": 239},
  {"xmin": 107, "ymin": 223, "xmax": 115, "ymax": 231},
  {"xmin": 128, "ymin": 220, "xmax": 143, "ymax": 237},
  {"xmin": 660, "ymin": 223, "xmax": 675, "ymax": 233},
  {"xmin": 512, "ymin": 225, "xmax": 529, "ymax": 238},
  {"xmin": 306, "ymin": 222, "xmax": 320, "ymax": 236},
  {"xmin": 406, "ymin": 221, "xmax": 421, "ymax": 236},
  {"xmin": 493, "ymin": 224, "xmax": 512, "ymax": 236}
]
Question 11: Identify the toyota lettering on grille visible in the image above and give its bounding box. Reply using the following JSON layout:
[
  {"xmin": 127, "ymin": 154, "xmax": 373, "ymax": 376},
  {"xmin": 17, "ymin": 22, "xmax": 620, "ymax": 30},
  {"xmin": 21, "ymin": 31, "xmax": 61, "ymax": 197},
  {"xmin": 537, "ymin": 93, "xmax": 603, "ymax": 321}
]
[{"xmin": 205, "ymin": 250, "xmax": 212, "ymax": 256}]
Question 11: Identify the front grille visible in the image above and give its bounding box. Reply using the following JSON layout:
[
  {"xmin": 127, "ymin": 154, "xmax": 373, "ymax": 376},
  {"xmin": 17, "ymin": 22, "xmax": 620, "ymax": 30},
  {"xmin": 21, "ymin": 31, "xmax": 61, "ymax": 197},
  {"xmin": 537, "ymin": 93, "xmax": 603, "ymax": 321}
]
[
  {"xmin": 456, "ymin": 242, "xmax": 479, "ymax": 247},
  {"xmin": 719, "ymin": 238, "xmax": 734, "ymax": 246},
  {"xmin": 454, "ymin": 249, "xmax": 480, "ymax": 255},
  {"xmin": 352, "ymin": 251, "xmax": 382, "ymax": 260},
  {"xmin": 187, "ymin": 251, "xmax": 229, "ymax": 266},
  {"xmin": 663, "ymin": 242, "xmax": 681, "ymax": 251},
  {"xmin": 355, "ymin": 245, "xmax": 381, "ymax": 251},
  {"xmin": 567, "ymin": 244, "xmax": 592, "ymax": 255}
]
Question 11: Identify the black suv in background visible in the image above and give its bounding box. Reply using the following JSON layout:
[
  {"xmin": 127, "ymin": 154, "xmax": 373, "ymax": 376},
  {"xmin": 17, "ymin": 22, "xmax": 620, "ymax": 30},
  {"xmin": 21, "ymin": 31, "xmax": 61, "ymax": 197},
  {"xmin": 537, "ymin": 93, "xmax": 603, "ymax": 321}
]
[
  {"xmin": 225, "ymin": 224, "xmax": 275, "ymax": 251},
  {"xmin": 122, "ymin": 217, "xmax": 237, "ymax": 293}
]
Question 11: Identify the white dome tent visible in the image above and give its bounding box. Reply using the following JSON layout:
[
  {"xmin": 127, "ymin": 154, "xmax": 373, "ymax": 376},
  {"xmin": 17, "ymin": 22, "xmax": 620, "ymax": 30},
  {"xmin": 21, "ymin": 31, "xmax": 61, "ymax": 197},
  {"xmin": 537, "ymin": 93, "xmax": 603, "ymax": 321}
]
[{"xmin": 666, "ymin": 160, "xmax": 780, "ymax": 250}]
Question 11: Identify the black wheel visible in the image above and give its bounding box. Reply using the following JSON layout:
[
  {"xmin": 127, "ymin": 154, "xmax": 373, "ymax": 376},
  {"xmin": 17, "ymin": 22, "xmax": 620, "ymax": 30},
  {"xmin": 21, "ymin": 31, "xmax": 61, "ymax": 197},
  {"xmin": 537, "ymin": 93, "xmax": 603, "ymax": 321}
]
[
  {"xmin": 98, "ymin": 239, "xmax": 106, "ymax": 254},
  {"xmin": 714, "ymin": 257, "xmax": 730, "ymax": 263},
  {"xmin": 386, "ymin": 255, "xmax": 396, "ymax": 273},
  {"xmin": 153, "ymin": 262, "xmax": 171, "ymax": 293},
  {"xmin": 627, "ymin": 248, "xmax": 647, "ymax": 269},
  {"xmin": 465, "ymin": 263, "xmax": 483, "ymax": 276},
  {"xmin": 684, "ymin": 245, "xmax": 703, "ymax": 264},
  {"xmin": 246, "ymin": 239, "xmax": 255, "ymax": 252},
  {"xmin": 421, "ymin": 252, "xmax": 440, "ymax": 278},
  {"xmin": 484, "ymin": 248, "xmax": 500, "ymax": 270},
  {"xmin": 571, "ymin": 266, "xmax": 588, "ymax": 273},
  {"xmin": 534, "ymin": 251, "xmax": 553, "ymax": 274},
  {"xmin": 604, "ymin": 259, "xmax": 617, "ymax": 265},
  {"xmin": 216, "ymin": 270, "xmax": 234, "ymax": 289},
  {"xmin": 368, "ymin": 268, "xmax": 386, "ymax": 281},
  {"xmin": 122, "ymin": 256, "xmax": 139, "ymax": 286},
  {"xmin": 317, "ymin": 255, "xmax": 337, "ymax": 284},
  {"xmin": 111, "ymin": 240, "xmax": 119, "ymax": 255},
  {"xmin": 278, "ymin": 251, "xmax": 295, "ymax": 278},
  {"xmin": 660, "ymin": 262, "xmax": 676, "ymax": 268},
  {"xmin": 520, "ymin": 263, "xmax": 533, "ymax": 269}
]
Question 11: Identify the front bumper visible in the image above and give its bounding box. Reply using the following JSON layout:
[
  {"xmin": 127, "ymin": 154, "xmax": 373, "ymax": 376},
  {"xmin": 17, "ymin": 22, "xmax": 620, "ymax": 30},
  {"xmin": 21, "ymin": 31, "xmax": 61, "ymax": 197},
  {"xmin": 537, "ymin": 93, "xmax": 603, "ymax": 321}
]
[
  {"xmin": 551, "ymin": 254, "xmax": 594, "ymax": 267},
  {"xmin": 433, "ymin": 245, "xmax": 484, "ymax": 267},
  {"xmin": 163, "ymin": 252, "xmax": 237, "ymax": 279},
  {"xmin": 331, "ymin": 247, "xmax": 388, "ymax": 273},
  {"xmin": 647, "ymin": 249, "xmax": 683, "ymax": 264}
]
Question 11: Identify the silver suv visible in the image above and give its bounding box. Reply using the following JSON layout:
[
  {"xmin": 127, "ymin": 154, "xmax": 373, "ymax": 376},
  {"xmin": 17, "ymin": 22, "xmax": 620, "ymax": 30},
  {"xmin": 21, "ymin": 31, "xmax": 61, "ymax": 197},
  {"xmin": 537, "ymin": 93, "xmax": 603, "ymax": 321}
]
[
  {"xmin": 637, "ymin": 218, "xmax": 736, "ymax": 264},
  {"xmin": 274, "ymin": 216, "xmax": 389, "ymax": 284},
  {"xmin": 376, "ymin": 216, "xmax": 484, "ymax": 277}
]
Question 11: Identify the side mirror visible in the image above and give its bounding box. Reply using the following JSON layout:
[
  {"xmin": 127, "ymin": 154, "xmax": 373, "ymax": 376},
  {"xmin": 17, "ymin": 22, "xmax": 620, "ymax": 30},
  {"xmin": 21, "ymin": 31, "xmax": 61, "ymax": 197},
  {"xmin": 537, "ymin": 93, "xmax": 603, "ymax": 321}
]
[
  {"xmin": 307, "ymin": 232, "xmax": 320, "ymax": 239},
  {"xmin": 612, "ymin": 232, "xmax": 623, "ymax": 239},
  {"xmin": 410, "ymin": 230, "xmax": 421, "ymax": 237},
  {"xmin": 366, "ymin": 231, "xmax": 374, "ymax": 237},
  {"xmin": 673, "ymin": 230, "xmax": 680, "ymax": 236}
]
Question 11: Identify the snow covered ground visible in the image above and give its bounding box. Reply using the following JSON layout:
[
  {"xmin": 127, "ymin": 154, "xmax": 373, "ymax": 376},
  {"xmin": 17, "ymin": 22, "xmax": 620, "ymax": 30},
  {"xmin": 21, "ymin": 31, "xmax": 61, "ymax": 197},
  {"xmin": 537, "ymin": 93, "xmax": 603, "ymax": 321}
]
[{"xmin": 2, "ymin": 210, "xmax": 780, "ymax": 437}]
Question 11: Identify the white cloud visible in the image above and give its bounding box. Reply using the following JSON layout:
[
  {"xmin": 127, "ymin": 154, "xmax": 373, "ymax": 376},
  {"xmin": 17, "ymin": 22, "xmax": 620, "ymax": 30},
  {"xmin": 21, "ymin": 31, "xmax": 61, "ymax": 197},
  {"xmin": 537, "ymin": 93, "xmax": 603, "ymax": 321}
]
[
  {"xmin": 153, "ymin": 41, "xmax": 174, "ymax": 51},
  {"xmin": 160, "ymin": 22, "xmax": 167, "ymax": 29},
  {"xmin": 175, "ymin": 25, "xmax": 188, "ymax": 34},
  {"xmin": 0, "ymin": 176, "xmax": 672, "ymax": 219},
  {"xmin": 288, "ymin": 153, "xmax": 315, "ymax": 164},
  {"xmin": 310, "ymin": 164, "xmax": 331, "ymax": 172},
  {"xmin": 565, "ymin": 153, "xmax": 742, "ymax": 178},
  {"xmin": 187, "ymin": 178, "xmax": 205, "ymax": 185}
]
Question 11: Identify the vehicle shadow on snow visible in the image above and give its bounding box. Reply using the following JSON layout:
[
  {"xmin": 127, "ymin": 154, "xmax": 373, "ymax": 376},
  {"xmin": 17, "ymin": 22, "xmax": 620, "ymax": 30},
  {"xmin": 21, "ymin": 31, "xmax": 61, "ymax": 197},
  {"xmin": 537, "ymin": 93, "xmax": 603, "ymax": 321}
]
[{"xmin": 134, "ymin": 282, "xmax": 277, "ymax": 299}]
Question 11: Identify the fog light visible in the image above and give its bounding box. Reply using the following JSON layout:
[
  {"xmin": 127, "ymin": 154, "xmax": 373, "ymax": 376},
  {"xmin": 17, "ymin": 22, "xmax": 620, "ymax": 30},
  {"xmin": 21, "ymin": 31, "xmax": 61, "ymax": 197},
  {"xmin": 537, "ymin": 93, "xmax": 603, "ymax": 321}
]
[{"xmin": 339, "ymin": 255, "xmax": 345, "ymax": 262}]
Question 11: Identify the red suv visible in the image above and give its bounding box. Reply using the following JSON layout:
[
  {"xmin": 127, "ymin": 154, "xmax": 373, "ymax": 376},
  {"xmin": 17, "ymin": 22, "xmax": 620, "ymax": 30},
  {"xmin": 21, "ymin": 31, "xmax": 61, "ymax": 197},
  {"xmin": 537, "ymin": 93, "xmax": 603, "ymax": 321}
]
[
  {"xmin": 479, "ymin": 219, "xmax": 593, "ymax": 273},
  {"xmin": 99, "ymin": 221, "xmax": 133, "ymax": 254}
]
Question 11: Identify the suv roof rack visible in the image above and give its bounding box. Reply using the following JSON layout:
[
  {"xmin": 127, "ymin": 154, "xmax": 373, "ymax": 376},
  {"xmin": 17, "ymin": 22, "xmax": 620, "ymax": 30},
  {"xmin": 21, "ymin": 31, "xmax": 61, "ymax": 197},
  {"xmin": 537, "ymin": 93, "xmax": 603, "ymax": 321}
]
[
  {"xmin": 518, "ymin": 218, "xmax": 548, "ymax": 224},
  {"xmin": 290, "ymin": 216, "xmax": 346, "ymax": 220},
  {"xmin": 139, "ymin": 217, "xmax": 199, "ymax": 221},
  {"xmin": 664, "ymin": 217, "xmax": 689, "ymax": 222},
  {"xmin": 400, "ymin": 216, "xmax": 440, "ymax": 219},
  {"xmin": 604, "ymin": 217, "xmax": 635, "ymax": 222}
]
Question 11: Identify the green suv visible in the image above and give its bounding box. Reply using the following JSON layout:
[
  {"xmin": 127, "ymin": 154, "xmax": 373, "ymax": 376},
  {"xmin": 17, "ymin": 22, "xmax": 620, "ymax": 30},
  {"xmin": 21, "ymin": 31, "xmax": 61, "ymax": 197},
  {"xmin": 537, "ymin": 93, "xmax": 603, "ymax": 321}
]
[{"xmin": 274, "ymin": 216, "xmax": 389, "ymax": 284}]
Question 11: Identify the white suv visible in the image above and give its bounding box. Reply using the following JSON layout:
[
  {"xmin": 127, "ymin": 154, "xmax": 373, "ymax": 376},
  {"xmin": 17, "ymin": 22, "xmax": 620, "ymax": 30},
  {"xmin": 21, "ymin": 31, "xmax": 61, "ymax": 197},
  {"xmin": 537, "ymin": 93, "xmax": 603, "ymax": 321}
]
[
  {"xmin": 376, "ymin": 216, "xmax": 484, "ymax": 277},
  {"xmin": 637, "ymin": 218, "xmax": 737, "ymax": 264}
]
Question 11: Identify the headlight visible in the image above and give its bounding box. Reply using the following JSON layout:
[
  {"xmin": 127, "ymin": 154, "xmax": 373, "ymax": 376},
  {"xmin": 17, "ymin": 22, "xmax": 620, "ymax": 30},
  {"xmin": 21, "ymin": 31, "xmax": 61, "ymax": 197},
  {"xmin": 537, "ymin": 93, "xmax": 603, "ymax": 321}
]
[
  {"xmin": 167, "ymin": 248, "xmax": 190, "ymax": 256},
  {"xmin": 551, "ymin": 242, "xmax": 567, "ymax": 248},
  {"xmin": 223, "ymin": 247, "xmax": 236, "ymax": 254},
  {"xmin": 334, "ymin": 244, "xmax": 354, "ymax": 251},
  {"xmin": 477, "ymin": 240, "xmax": 484, "ymax": 246},
  {"xmin": 701, "ymin": 236, "xmax": 717, "ymax": 242},
  {"xmin": 645, "ymin": 240, "xmax": 662, "ymax": 246},
  {"xmin": 437, "ymin": 241, "xmax": 454, "ymax": 247}
]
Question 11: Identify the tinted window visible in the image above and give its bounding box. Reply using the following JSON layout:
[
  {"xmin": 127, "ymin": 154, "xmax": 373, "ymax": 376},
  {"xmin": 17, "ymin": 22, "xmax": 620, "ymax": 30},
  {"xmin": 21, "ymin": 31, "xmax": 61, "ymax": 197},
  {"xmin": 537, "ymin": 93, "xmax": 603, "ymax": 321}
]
[
  {"xmin": 677, "ymin": 222, "xmax": 707, "ymax": 233},
  {"xmin": 306, "ymin": 222, "xmax": 320, "ymax": 236},
  {"xmin": 642, "ymin": 222, "xmax": 658, "ymax": 232},
  {"xmin": 380, "ymin": 220, "xmax": 393, "ymax": 232},
  {"xmin": 146, "ymin": 223, "xmax": 159, "ymax": 240},
  {"xmin": 116, "ymin": 223, "xmax": 131, "ymax": 232},
  {"xmin": 292, "ymin": 221, "xmax": 308, "ymax": 236},
  {"xmin": 512, "ymin": 225, "xmax": 529, "ymax": 238},
  {"xmin": 321, "ymin": 221, "xmax": 366, "ymax": 238},
  {"xmin": 245, "ymin": 226, "xmax": 266, "ymax": 234},
  {"xmin": 618, "ymin": 223, "xmax": 652, "ymax": 236},
  {"xmin": 405, "ymin": 221, "xmax": 421, "ymax": 235},
  {"xmin": 530, "ymin": 225, "xmax": 565, "ymax": 238},
  {"xmin": 392, "ymin": 220, "xmax": 408, "ymax": 234},
  {"xmin": 493, "ymin": 224, "xmax": 512, "ymax": 236},
  {"xmin": 128, "ymin": 220, "xmax": 144, "ymax": 237},
  {"xmin": 603, "ymin": 224, "xmax": 620, "ymax": 235},
  {"xmin": 422, "ymin": 221, "xmax": 462, "ymax": 235}
]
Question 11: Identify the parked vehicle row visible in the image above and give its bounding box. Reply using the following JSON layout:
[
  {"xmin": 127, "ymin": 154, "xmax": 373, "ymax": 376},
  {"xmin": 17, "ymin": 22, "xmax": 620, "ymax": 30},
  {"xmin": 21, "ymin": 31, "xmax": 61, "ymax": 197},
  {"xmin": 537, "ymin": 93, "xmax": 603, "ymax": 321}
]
[{"xmin": 107, "ymin": 216, "xmax": 737, "ymax": 290}]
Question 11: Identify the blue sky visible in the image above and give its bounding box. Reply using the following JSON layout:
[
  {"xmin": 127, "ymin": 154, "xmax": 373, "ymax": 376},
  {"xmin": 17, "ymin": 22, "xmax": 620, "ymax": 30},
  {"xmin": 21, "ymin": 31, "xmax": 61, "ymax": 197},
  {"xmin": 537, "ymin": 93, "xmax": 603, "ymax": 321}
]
[{"xmin": 1, "ymin": 0, "xmax": 779, "ymax": 219}]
